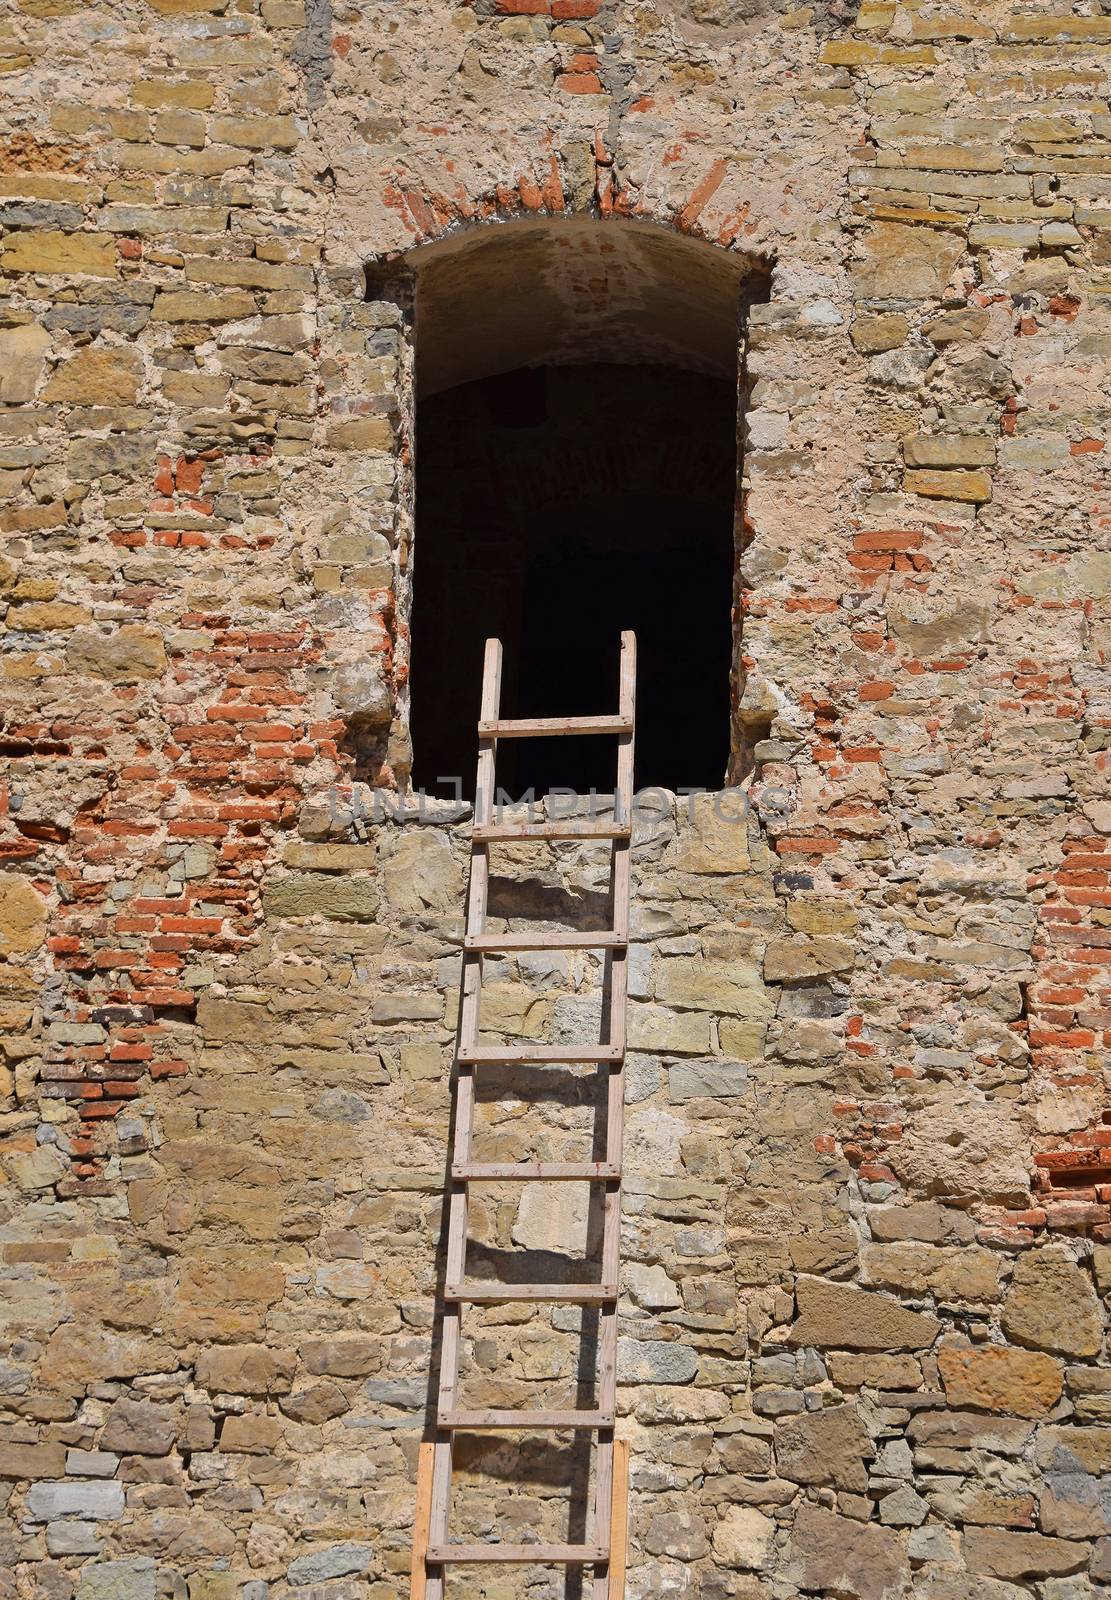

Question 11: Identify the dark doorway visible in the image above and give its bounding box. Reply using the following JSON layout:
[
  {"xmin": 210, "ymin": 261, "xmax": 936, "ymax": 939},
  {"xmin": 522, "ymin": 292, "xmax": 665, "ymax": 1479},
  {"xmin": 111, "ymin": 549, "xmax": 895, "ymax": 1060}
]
[{"xmin": 410, "ymin": 361, "xmax": 737, "ymax": 801}]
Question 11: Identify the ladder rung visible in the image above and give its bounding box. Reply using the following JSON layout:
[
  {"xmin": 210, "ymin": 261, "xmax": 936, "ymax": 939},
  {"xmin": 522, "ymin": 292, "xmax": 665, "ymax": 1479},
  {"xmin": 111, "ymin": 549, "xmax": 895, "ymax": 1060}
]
[
  {"xmin": 457, "ymin": 1044, "xmax": 623, "ymax": 1065},
  {"xmin": 478, "ymin": 716, "xmax": 632, "ymax": 738},
  {"xmin": 445, "ymin": 1281, "xmax": 617, "ymax": 1304},
  {"xmin": 452, "ymin": 1162, "xmax": 620, "ymax": 1182},
  {"xmin": 438, "ymin": 1409, "xmax": 613, "ymax": 1430},
  {"xmin": 465, "ymin": 930, "xmax": 626, "ymax": 952},
  {"xmin": 427, "ymin": 1544, "xmax": 608, "ymax": 1565},
  {"xmin": 473, "ymin": 819, "xmax": 631, "ymax": 842}
]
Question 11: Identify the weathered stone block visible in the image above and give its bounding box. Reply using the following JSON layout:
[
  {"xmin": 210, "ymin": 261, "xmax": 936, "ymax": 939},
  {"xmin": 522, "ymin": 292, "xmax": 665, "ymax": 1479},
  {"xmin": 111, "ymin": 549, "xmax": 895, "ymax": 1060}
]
[
  {"xmin": 668, "ymin": 1059, "xmax": 748, "ymax": 1101},
  {"xmin": 1002, "ymin": 1249, "xmax": 1102, "ymax": 1358},
  {"xmin": 152, "ymin": 290, "xmax": 256, "ymax": 322},
  {"xmin": 77, "ymin": 1559, "xmax": 156, "ymax": 1600},
  {"xmin": 878, "ymin": 1484, "xmax": 929, "ymax": 1526},
  {"xmin": 299, "ymin": 1337, "xmax": 382, "ymax": 1377},
  {"xmin": 194, "ymin": 1344, "xmax": 296, "ymax": 1395},
  {"xmin": 220, "ymin": 1412, "xmax": 281, "ymax": 1453},
  {"xmin": 655, "ymin": 956, "xmax": 771, "ymax": 1017},
  {"xmin": 908, "ymin": 1410, "xmax": 1033, "ymax": 1454},
  {"xmin": 279, "ymin": 1383, "xmax": 348, "ymax": 1424},
  {"xmin": 1037, "ymin": 1425, "xmax": 1111, "ymax": 1475},
  {"xmin": 287, "ymin": 1543, "xmax": 375, "ymax": 1583},
  {"xmin": 2, "ymin": 231, "xmax": 117, "ymax": 276},
  {"xmin": 787, "ymin": 1504, "xmax": 909, "ymax": 1600},
  {"xmin": 43, "ymin": 347, "xmax": 143, "ymax": 404},
  {"xmin": 8, "ymin": 602, "xmax": 90, "ymax": 630},
  {"xmin": 281, "ymin": 842, "xmax": 378, "ymax": 872},
  {"xmin": 0, "ymin": 1441, "xmax": 66, "ymax": 1478},
  {"xmin": 786, "ymin": 898, "xmax": 857, "ymax": 936},
  {"xmin": 937, "ymin": 1345, "xmax": 1063, "ymax": 1417},
  {"xmin": 26, "ymin": 1480, "xmax": 126, "ymax": 1520},
  {"xmin": 671, "ymin": 790, "xmax": 751, "ymax": 872},
  {"xmin": 101, "ymin": 1398, "xmax": 177, "ymax": 1456},
  {"xmin": 868, "ymin": 1202, "xmax": 974, "ymax": 1245},
  {"xmin": 853, "ymin": 223, "xmax": 962, "ymax": 300},
  {"xmin": 903, "ymin": 434, "xmax": 996, "ymax": 468},
  {"xmin": 775, "ymin": 1403, "xmax": 873, "ymax": 1490},
  {"xmin": 186, "ymin": 1575, "xmax": 236, "ymax": 1600},
  {"xmin": 628, "ymin": 1004, "xmax": 712, "ymax": 1054},
  {"xmin": 1000, "ymin": 435, "xmax": 1070, "ymax": 472},
  {"xmin": 195, "ymin": 995, "xmax": 270, "ymax": 1045},
  {"xmin": 790, "ymin": 1277, "xmax": 940, "ymax": 1351},
  {"xmin": 764, "ymin": 935, "xmax": 854, "ymax": 981},
  {"xmin": 962, "ymin": 1528, "xmax": 1086, "ymax": 1579},
  {"xmin": 513, "ymin": 1181, "xmax": 588, "ymax": 1254},
  {"xmin": 262, "ymin": 872, "xmax": 380, "ymax": 922},
  {"xmin": 326, "ymin": 417, "xmax": 393, "ymax": 451},
  {"xmin": 0, "ymin": 873, "xmax": 47, "ymax": 956},
  {"xmin": 49, "ymin": 1523, "xmax": 103, "ymax": 1556},
  {"xmin": 66, "ymin": 626, "xmax": 166, "ymax": 683},
  {"xmin": 924, "ymin": 308, "xmax": 989, "ymax": 344},
  {"xmin": 1039, "ymin": 1472, "xmax": 1111, "ymax": 1538},
  {"xmin": 712, "ymin": 1505, "xmax": 775, "ymax": 1569},
  {"xmin": 862, "ymin": 1243, "xmax": 1003, "ymax": 1303},
  {"xmin": 211, "ymin": 113, "xmax": 299, "ymax": 149},
  {"xmin": 852, "ymin": 313, "xmax": 907, "ymax": 352},
  {"xmin": 0, "ymin": 323, "xmax": 51, "ymax": 401},
  {"xmin": 643, "ymin": 1508, "xmax": 709, "ymax": 1560},
  {"xmin": 315, "ymin": 1262, "xmax": 380, "ymax": 1300},
  {"xmin": 380, "ymin": 831, "xmax": 461, "ymax": 917},
  {"xmin": 904, "ymin": 467, "xmax": 992, "ymax": 503},
  {"xmin": 889, "ymin": 1098, "xmax": 1030, "ymax": 1205},
  {"xmin": 626, "ymin": 1264, "xmax": 681, "ymax": 1309},
  {"xmin": 65, "ymin": 1451, "xmax": 119, "ymax": 1478},
  {"xmin": 617, "ymin": 1337, "xmax": 698, "ymax": 1384}
]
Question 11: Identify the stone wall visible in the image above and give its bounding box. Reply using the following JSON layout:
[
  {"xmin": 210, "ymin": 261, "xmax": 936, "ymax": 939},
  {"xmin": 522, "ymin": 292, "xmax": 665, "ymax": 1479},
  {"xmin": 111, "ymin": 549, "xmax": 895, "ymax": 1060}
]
[{"xmin": 1, "ymin": 0, "xmax": 1111, "ymax": 1597}]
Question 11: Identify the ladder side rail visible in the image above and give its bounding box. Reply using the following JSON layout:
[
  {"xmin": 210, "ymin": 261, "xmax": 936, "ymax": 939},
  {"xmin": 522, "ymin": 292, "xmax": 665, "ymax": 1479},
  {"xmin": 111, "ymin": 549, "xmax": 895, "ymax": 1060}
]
[
  {"xmin": 607, "ymin": 1439, "xmax": 630, "ymax": 1600},
  {"xmin": 410, "ymin": 1441, "xmax": 434, "ymax": 1600},
  {"xmin": 425, "ymin": 638, "xmax": 503, "ymax": 1600},
  {"xmin": 593, "ymin": 631, "xmax": 636, "ymax": 1598}
]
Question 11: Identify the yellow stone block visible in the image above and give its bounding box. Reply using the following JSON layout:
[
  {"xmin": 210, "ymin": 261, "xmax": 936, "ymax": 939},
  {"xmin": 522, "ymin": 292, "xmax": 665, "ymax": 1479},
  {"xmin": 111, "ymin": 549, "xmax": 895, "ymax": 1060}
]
[
  {"xmin": 326, "ymin": 417, "xmax": 394, "ymax": 451},
  {"xmin": 1, "ymin": 231, "xmax": 116, "ymax": 277},
  {"xmin": 7, "ymin": 601, "xmax": 92, "ymax": 630},
  {"xmin": 151, "ymin": 289, "xmax": 256, "ymax": 322},
  {"xmin": 903, "ymin": 434, "xmax": 996, "ymax": 468},
  {"xmin": 821, "ymin": 39, "xmax": 936, "ymax": 65},
  {"xmin": 787, "ymin": 899, "xmax": 859, "ymax": 936},
  {"xmin": 43, "ymin": 348, "xmax": 143, "ymax": 406},
  {"xmin": 210, "ymin": 114, "xmax": 299, "ymax": 151},
  {"xmin": 132, "ymin": 79, "xmax": 216, "ymax": 109},
  {"xmin": 144, "ymin": 0, "xmax": 230, "ymax": 14},
  {"xmin": 904, "ymin": 467, "xmax": 992, "ymax": 503}
]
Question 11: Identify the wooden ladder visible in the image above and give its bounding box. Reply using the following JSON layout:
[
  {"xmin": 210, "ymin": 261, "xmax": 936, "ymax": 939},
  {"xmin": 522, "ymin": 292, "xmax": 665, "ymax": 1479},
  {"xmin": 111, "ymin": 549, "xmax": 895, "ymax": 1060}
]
[{"xmin": 411, "ymin": 631, "xmax": 636, "ymax": 1600}]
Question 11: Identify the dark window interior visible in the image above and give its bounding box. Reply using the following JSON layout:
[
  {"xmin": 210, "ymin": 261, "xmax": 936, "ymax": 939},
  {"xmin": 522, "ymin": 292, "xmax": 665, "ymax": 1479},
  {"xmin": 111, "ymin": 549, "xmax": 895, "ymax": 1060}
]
[{"xmin": 410, "ymin": 362, "xmax": 737, "ymax": 802}]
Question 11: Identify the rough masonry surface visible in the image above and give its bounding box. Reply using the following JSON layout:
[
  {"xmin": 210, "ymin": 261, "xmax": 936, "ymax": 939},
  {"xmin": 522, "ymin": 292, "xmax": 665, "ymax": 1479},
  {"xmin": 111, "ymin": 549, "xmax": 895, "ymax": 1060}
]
[{"xmin": 1, "ymin": 0, "xmax": 1110, "ymax": 1596}]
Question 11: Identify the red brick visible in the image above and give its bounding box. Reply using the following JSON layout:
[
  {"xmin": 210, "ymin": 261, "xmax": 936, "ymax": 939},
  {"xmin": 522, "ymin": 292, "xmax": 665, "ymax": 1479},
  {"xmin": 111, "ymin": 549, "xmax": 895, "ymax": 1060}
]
[
  {"xmin": 853, "ymin": 529, "xmax": 923, "ymax": 552},
  {"xmin": 557, "ymin": 71, "xmax": 604, "ymax": 93}
]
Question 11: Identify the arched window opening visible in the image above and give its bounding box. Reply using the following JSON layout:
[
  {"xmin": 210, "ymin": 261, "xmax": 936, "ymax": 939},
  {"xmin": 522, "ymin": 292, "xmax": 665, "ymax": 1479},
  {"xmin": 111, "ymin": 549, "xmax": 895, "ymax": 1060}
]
[{"xmin": 402, "ymin": 218, "xmax": 769, "ymax": 801}]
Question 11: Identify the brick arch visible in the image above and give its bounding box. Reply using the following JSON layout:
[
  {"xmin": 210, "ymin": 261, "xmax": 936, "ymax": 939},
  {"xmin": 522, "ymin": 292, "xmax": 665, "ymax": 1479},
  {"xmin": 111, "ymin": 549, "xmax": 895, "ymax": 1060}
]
[
  {"xmin": 371, "ymin": 147, "xmax": 773, "ymax": 260},
  {"xmin": 326, "ymin": 121, "xmax": 789, "ymax": 317}
]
